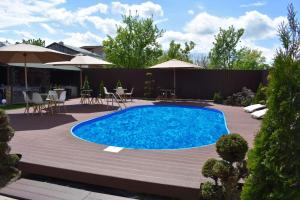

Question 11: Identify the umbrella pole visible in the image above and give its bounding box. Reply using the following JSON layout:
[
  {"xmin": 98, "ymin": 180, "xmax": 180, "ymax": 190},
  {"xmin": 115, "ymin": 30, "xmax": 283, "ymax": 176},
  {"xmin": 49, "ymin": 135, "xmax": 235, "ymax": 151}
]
[
  {"xmin": 80, "ymin": 66, "xmax": 82, "ymax": 89},
  {"xmin": 173, "ymin": 69, "xmax": 176, "ymax": 97},
  {"xmin": 24, "ymin": 53, "xmax": 29, "ymax": 112}
]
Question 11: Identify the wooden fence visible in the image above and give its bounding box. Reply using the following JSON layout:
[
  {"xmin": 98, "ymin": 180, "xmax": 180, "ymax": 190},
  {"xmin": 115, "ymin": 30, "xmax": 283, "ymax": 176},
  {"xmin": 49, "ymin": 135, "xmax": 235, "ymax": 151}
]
[{"xmin": 83, "ymin": 69, "xmax": 268, "ymax": 99}]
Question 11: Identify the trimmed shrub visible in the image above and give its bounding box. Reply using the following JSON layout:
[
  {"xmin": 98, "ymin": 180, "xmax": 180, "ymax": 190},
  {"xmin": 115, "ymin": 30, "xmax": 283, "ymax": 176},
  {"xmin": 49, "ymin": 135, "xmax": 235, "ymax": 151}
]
[
  {"xmin": 0, "ymin": 109, "xmax": 21, "ymax": 188},
  {"xmin": 241, "ymin": 4, "xmax": 300, "ymax": 199},
  {"xmin": 82, "ymin": 76, "xmax": 90, "ymax": 90},
  {"xmin": 213, "ymin": 92, "xmax": 223, "ymax": 104},
  {"xmin": 144, "ymin": 72, "xmax": 155, "ymax": 98},
  {"xmin": 253, "ymin": 83, "xmax": 267, "ymax": 104},
  {"xmin": 199, "ymin": 134, "xmax": 249, "ymax": 200},
  {"xmin": 224, "ymin": 87, "xmax": 254, "ymax": 106},
  {"xmin": 202, "ymin": 158, "xmax": 218, "ymax": 183},
  {"xmin": 199, "ymin": 181, "xmax": 223, "ymax": 200},
  {"xmin": 116, "ymin": 80, "xmax": 122, "ymax": 88},
  {"xmin": 216, "ymin": 134, "xmax": 248, "ymax": 163},
  {"xmin": 99, "ymin": 81, "xmax": 105, "ymax": 98}
]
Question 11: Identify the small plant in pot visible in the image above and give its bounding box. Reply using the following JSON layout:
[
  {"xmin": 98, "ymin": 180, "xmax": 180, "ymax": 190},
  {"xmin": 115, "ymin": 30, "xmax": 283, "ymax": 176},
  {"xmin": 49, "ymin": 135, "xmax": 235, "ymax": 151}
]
[
  {"xmin": 213, "ymin": 92, "xmax": 223, "ymax": 104},
  {"xmin": 199, "ymin": 134, "xmax": 248, "ymax": 200},
  {"xmin": 82, "ymin": 76, "xmax": 90, "ymax": 90}
]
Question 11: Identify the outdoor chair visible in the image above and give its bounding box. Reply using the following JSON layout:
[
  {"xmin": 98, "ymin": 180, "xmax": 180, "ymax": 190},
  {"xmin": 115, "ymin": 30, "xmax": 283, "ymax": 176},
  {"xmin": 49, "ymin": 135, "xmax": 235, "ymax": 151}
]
[
  {"xmin": 124, "ymin": 87, "xmax": 134, "ymax": 102},
  {"xmin": 92, "ymin": 90, "xmax": 103, "ymax": 105},
  {"xmin": 46, "ymin": 90, "xmax": 59, "ymax": 114},
  {"xmin": 104, "ymin": 87, "xmax": 114, "ymax": 106},
  {"xmin": 244, "ymin": 104, "xmax": 266, "ymax": 113},
  {"xmin": 251, "ymin": 108, "xmax": 268, "ymax": 119},
  {"xmin": 32, "ymin": 92, "xmax": 46, "ymax": 115},
  {"xmin": 56, "ymin": 90, "xmax": 67, "ymax": 112},
  {"xmin": 22, "ymin": 91, "xmax": 32, "ymax": 114}
]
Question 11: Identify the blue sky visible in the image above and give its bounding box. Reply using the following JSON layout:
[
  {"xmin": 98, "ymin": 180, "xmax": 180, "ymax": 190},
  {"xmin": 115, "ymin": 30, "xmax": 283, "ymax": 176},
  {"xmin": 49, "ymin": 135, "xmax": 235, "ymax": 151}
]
[{"xmin": 0, "ymin": 0, "xmax": 299, "ymax": 62}]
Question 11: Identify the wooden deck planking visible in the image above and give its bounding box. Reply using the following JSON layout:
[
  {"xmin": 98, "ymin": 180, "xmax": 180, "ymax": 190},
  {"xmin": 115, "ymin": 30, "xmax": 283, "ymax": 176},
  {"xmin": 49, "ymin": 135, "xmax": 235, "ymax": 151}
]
[
  {"xmin": 4, "ymin": 99, "xmax": 261, "ymax": 200},
  {"xmin": 1, "ymin": 179, "xmax": 134, "ymax": 200}
]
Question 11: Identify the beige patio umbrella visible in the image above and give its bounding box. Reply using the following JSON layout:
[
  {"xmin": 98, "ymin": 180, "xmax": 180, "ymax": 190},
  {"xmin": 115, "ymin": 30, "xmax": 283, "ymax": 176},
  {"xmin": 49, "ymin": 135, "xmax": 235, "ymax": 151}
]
[
  {"xmin": 150, "ymin": 59, "xmax": 201, "ymax": 96},
  {"xmin": 47, "ymin": 54, "xmax": 114, "ymax": 88},
  {"xmin": 0, "ymin": 43, "xmax": 73, "ymax": 90}
]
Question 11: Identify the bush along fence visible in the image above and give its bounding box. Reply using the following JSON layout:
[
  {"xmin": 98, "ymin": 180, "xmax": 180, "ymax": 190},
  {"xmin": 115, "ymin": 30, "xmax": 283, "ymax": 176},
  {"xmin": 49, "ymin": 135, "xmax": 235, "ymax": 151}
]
[{"xmin": 83, "ymin": 68, "xmax": 268, "ymax": 99}]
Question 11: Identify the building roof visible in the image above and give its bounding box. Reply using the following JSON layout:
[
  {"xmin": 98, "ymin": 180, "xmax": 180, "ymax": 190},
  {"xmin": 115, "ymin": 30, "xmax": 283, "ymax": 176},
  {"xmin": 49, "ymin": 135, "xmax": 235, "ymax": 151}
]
[{"xmin": 46, "ymin": 42, "xmax": 100, "ymax": 58}]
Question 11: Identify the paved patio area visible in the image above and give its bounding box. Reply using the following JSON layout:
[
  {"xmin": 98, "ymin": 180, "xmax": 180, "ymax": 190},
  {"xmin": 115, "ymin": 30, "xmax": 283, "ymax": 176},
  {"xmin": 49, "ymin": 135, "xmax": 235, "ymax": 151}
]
[{"xmin": 1, "ymin": 99, "xmax": 261, "ymax": 200}]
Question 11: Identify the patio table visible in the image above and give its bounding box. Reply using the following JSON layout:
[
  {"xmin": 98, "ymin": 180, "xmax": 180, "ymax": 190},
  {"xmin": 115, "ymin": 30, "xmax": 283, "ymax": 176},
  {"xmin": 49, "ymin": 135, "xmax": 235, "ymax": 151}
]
[
  {"xmin": 114, "ymin": 88, "xmax": 127, "ymax": 100},
  {"xmin": 160, "ymin": 89, "xmax": 174, "ymax": 99}
]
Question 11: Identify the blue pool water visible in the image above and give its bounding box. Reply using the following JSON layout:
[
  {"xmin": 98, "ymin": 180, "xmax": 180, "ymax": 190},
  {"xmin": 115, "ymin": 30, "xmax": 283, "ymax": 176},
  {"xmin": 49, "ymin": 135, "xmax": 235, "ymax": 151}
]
[{"xmin": 71, "ymin": 105, "xmax": 229, "ymax": 150}]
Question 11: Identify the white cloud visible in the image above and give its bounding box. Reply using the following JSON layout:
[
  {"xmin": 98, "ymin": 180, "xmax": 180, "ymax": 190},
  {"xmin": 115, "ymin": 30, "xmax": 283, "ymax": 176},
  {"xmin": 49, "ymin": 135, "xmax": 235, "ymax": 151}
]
[
  {"xmin": 14, "ymin": 30, "xmax": 35, "ymax": 39},
  {"xmin": 111, "ymin": 1, "xmax": 163, "ymax": 17},
  {"xmin": 160, "ymin": 11, "xmax": 286, "ymax": 63},
  {"xmin": 184, "ymin": 11, "xmax": 285, "ymax": 40},
  {"xmin": 188, "ymin": 10, "xmax": 194, "ymax": 15},
  {"xmin": 86, "ymin": 16, "xmax": 120, "ymax": 35},
  {"xmin": 240, "ymin": 1, "xmax": 266, "ymax": 8},
  {"xmin": 154, "ymin": 18, "xmax": 168, "ymax": 25},
  {"xmin": 63, "ymin": 32, "xmax": 103, "ymax": 47},
  {"xmin": 40, "ymin": 23, "xmax": 56, "ymax": 34}
]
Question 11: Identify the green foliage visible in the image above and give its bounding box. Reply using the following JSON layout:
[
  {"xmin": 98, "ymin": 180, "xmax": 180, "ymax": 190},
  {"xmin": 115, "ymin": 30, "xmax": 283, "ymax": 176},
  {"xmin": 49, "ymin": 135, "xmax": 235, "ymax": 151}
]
[
  {"xmin": 157, "ymin": 40, "xmax": 195, "ymax": 63},
  {"xmin": 16, "ymin": 38, "xmax": 45, "ymax": 47},
  {"xmin": 208, "ymin": 26, "xmax": 244, "ymax": 69},
  {"xmin": 99, "ymin": 81, "xmax": 105, "ymax": 98},
  {"xmin": 144, "ymin": 72, "xmax": 155, "ymax": 98},
  {"xmin": 224, "ymin": 87, "xmax": 255, "ymax": 106},
  {"xmin": 0, "ymin": 109, "xmax": 21, "ymax": 188},
  {"xmin": 216, "ymin": 134, "xmax": 248, "ymax": 163},
  {"xmin": 253, "ymin": 83, "xmax": 267, "ymax": 104},
  {"xmin": 116, "ymin": 80, "xmax": 122, "ymax": 88},
  {"xmin": 82, "ymin": 76, "xmax": 90, "ymax": 90},
  {"xmin": 103, "ymin": 15, "xmax": 164, "ymax": 68},
  {"xmin": 202, "ymin": 158, "xmax": 218, "ymax": 183},
  {"xmin": 213, "ymin": 92, "xmax": 223, "ymax": 104},
  {"xmin": 233, "ymin": 47, "xmax": 269, "ymax": 70},
  {"xmin": 241, "ymin": 4, "xmax": 300, "ymax": 200},
  {"xmin": 199, "ymin": 134, "xmax": 248, "ymax": 200},
  {"xmin": 199, "ymin": 181, "xmax": 223, "ymax": 200}
]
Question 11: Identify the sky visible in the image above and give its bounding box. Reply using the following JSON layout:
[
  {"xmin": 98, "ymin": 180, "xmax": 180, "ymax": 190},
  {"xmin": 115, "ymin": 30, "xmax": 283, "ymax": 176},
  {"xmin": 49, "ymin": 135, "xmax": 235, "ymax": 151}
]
[{"xmin": 0, "ymin": 0, "xmax": 299, "ymax": 63}]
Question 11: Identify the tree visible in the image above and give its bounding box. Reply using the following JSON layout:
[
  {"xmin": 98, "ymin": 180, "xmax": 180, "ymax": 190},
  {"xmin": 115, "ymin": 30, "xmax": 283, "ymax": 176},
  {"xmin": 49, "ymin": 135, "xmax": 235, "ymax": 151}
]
[
  {"xmin": 0, "ymin": 109, "xmax": 21, "ymax": 188},
  {"xmin": 157, "ymin": 40, "xmax": 195, "ymax": 63},
  {"xmin": 199, "ymin": 134, "xmax": 248, "ymax": 200},
  {"xmin": 233, "ymin": 47, "xmax": 269, "ymax": 70},
  {"xmin": 193, "ymin": 54, "xmax": 209, "ymax": 68},
  {"xmin": 208, "ymin": 26, "xmax": 244, "ymax": 69},
  {"xmin": 241, "ymin": 4, "xmax": 300, "ymax": 200},
  {"xmin": 103, "ymin": 15, "xmax": 164, "ymax": 68},
  {"xmin": 16, "ymin": 38, "xmax": 45, "ymax": 47}
]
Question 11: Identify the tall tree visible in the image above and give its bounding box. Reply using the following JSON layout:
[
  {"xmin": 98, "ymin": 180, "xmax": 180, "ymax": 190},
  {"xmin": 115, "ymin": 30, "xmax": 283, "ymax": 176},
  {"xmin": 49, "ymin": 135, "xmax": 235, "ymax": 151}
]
[
  {"xmin": 16, "ymin": 38, "xmax": 45, "ymax": 47},
  {"xmin": 208, "ymin": 26, "xmax": 244, "ymax": 69},
  {"xmin": 103, "ymin": 15, "xmax": 164, "ymax": 68},
  {"xmin": 233, "ymin": 47, "xmax": 269, "ymax": 70},
  {"xmin": 241, "ymin": 4, "xmax": 300, "ymax": 200},
  {"xmin": 158, "ymin": 40, "xmax": 195, "ymax": 63}
]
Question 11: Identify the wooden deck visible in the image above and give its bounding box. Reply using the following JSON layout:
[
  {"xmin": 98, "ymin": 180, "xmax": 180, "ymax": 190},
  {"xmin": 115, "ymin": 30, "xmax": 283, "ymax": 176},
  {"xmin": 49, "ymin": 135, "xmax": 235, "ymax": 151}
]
[{"xmin": 2, "ymin": 99, "xmax": 261, "ymax": 200}]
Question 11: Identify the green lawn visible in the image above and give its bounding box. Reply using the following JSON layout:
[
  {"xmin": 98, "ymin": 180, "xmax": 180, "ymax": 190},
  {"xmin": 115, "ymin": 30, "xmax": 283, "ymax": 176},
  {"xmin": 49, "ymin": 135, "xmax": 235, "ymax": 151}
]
[{"xmin": 0, "ymin": 103, "xmax": 26, "ymax": 110}]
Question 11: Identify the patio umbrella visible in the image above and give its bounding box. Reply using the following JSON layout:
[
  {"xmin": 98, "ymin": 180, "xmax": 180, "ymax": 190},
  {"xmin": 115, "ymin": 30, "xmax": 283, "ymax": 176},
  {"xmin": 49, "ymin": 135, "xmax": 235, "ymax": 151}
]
[
  {"xmin": 0, "ymin": 43, "xmax": 73, "ymax": 90},
  {"xmin": 150, "ymin": 59, "xmax": 201, "ymax": 96},
  {"xmin": 47, "ymin": 54, "xmax": 113, "ymax": 88}
]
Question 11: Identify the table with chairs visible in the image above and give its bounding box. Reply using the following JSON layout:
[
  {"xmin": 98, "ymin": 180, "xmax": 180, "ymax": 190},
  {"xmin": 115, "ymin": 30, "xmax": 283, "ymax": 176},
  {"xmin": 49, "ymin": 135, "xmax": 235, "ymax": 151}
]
[{"xmin": 23, "ymin": 89, "xmax": 67, "ymax": 115}]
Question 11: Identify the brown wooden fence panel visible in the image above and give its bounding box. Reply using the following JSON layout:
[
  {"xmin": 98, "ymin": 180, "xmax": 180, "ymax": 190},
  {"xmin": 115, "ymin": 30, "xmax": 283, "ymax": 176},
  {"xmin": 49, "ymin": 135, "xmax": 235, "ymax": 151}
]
[{"xmin": 83, "ymin": 69, "xmax": 268, "ymax": 99}]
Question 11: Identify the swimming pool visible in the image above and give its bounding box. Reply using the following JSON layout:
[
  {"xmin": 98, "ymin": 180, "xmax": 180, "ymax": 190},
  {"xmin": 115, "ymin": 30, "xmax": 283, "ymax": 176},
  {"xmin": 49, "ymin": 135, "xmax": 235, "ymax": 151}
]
[{"xmin": 71, "ymin": 105, "xmax": 229, "ymax": 150}]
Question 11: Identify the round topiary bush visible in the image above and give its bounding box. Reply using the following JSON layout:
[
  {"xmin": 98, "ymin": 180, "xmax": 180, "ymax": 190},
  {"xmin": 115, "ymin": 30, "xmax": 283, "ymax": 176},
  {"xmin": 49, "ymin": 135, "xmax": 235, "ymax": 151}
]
[
  {"xmin": 199, "ymin": 181, "xmax": 222, "ymax": 200},
  {"xmin": 202, "ymin": 158, "xmax": 218, "ymax": 179},
  {"xmin": 212, "ymin": 160, "xmax": 232, "ymax": 181},
  {"xmin": 216, "ymin": 134, "xmax": 248, "ymax": 163}
]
